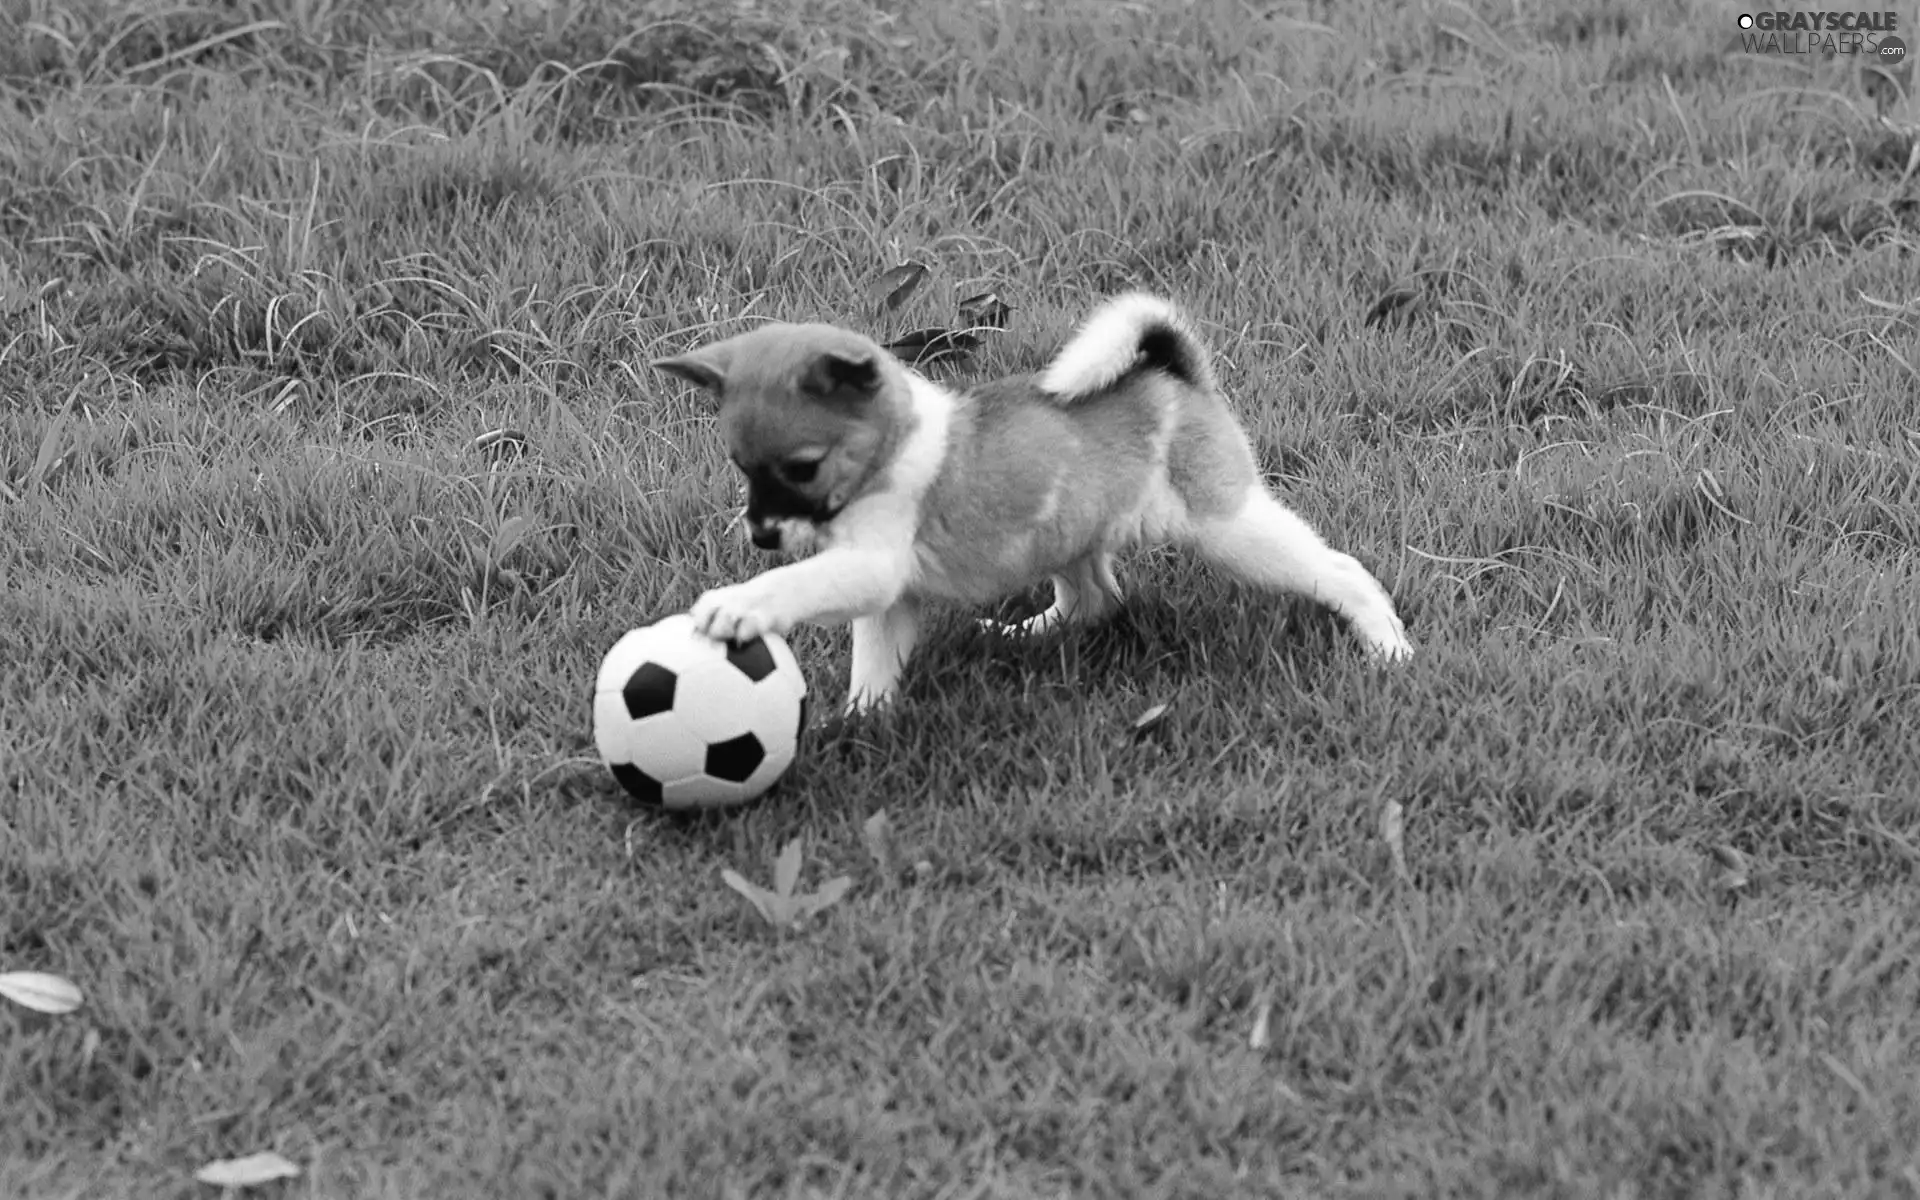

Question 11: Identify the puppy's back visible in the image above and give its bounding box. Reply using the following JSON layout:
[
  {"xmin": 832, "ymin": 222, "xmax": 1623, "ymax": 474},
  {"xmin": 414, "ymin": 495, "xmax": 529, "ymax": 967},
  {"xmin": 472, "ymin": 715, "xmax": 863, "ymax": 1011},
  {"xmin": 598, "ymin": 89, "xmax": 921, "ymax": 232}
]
[{"xmin": 899, "ymin": 372, "xmax": 1175, "ymax": 597}]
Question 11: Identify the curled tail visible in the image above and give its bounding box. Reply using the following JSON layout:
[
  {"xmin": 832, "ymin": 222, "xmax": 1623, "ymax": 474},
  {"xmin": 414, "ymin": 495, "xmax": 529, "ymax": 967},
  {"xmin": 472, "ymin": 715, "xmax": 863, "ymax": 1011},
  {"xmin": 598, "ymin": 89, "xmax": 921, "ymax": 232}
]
[{"xmin": 1036, "ymin": 292, "xmax": 1217, "ymax": 402}]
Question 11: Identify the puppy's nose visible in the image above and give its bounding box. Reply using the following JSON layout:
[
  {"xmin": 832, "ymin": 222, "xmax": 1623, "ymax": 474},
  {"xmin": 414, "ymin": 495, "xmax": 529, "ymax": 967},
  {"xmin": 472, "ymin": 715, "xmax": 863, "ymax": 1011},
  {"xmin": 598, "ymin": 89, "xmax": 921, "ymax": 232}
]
[{"xmin": 749, "ymin": 523, "xmax": 783, "ymax": 551}]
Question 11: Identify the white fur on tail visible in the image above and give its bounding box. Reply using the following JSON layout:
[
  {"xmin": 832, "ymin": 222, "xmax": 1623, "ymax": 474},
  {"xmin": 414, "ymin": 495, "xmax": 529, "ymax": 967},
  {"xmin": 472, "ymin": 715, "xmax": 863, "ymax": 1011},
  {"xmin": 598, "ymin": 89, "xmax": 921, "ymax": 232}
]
[{"xmin": 1037, "ymin": 292, "xmax": 1206, "ymax": 402}]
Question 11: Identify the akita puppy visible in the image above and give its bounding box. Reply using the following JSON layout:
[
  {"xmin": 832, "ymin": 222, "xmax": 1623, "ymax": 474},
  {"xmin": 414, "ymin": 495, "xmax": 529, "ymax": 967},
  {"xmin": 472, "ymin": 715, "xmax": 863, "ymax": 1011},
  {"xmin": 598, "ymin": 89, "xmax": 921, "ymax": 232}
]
[{"xmin": 653, "ymin": 293, "xmax": 1413, "ymax": 713}]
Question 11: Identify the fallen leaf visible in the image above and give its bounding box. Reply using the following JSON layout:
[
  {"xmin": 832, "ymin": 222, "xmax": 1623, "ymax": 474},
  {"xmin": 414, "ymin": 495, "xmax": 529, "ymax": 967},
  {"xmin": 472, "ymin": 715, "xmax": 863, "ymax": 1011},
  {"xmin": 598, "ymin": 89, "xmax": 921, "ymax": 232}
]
[
  {"xmin": 192, "ymin": 1151, "xmax": 301, "ymax": 1188},
  {"xmin": 862, "ymin": 810, "xmax": 896, "ymax": 879},
  {"xmin": 1248, "ymin": 997, "xmax": 1272, "ymax": 1050},
  {"xmin": 490, "ymin": 514, "xmax": 532, "ymax": 560},
  {"xmin": 1380, "ymin": 800, "xmax": 1410, "ymax": 884},
  {"xmin": 883, "ymin": 327, "xmax": 977, "ymax": 366},
  {"xmin": 956, "ymin": 291, "xmax": 1014, "ymax": 329},
  {"xmin": 0, "ymin": 971, "xmax": 83, "ymax": 1014},
  {"xmin": 25, "ymin": 390, "xmax": 76, "ymax": 492},
  {"xmin": 1130, "ymin": 701, "xmax": 1172, "ymax": 737},
  {"xmin": 468, "ymin": 427, "xmax": 530, "ymax": 461},
  {"xmin": 867, "ymin": 262, "xmax": 930, "ymax": 316},
  {"xmin": 80, "ymin": 1027, "xmax": 101, "ymax": 1069},
  {"xmin": 0, "ymin": 257, "xmax": 27, "ymax": 313},
  {"xmin": 1710, "ymin": 843, "xmax": 1750, "ymax": 894},
  {"xmin": 1364, "ymin": 285, "xmax": 1427, "ymax": 330}
]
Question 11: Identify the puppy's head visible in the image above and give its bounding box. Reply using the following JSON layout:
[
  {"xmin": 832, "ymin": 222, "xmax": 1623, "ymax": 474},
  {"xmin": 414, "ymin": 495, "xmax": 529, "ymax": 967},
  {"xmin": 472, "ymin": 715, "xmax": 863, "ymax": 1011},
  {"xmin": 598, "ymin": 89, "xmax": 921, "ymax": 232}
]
[{"xmin": 652, "ymin": 323, "xmax": 904, "ymax": 553}]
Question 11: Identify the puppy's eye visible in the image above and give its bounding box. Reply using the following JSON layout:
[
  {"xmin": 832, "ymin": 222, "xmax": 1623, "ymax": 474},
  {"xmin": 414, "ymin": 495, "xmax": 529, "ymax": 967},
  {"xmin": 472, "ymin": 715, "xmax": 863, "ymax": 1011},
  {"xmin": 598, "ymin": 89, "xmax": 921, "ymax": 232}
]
[{"xmin": 783, "ymin": 458, "xmax": 821, "ymax": 484}]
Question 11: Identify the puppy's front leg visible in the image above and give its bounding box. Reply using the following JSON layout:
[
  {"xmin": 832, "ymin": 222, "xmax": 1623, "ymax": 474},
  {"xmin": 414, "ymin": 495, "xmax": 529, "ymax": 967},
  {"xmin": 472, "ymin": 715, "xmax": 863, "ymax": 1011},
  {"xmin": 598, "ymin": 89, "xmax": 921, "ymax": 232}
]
[
  {"xmin": 690, "ymin": 549, "xmax": 907, "ymax": 643},
  {"xmin": 848, "ymin": 600, "xmax": 921, "ymax": 714}
]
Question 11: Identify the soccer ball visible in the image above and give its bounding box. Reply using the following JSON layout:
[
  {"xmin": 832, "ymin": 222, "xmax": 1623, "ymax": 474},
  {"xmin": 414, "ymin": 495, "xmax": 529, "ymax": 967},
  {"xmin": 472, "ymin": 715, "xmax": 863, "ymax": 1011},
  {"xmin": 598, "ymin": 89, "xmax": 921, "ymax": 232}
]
[{"xmin": 592, "ymin": 614, "xmax": 809, "ymax": 810}]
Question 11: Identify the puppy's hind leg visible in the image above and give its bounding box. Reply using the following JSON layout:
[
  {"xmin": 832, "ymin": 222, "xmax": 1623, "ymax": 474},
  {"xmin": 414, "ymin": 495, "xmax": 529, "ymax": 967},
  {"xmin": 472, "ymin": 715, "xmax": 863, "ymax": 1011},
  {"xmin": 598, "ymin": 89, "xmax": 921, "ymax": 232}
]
[
  {"xmin": 1186, "ymin": 486, "xmax": 1413, "ymax": 661},
  {"xmin": 979, "ymin": 552, "xmax": 1121, "ymax": 638},
  {"xmin": 847, "ymin": 599, "xmax": 922, "ymax": 715}
]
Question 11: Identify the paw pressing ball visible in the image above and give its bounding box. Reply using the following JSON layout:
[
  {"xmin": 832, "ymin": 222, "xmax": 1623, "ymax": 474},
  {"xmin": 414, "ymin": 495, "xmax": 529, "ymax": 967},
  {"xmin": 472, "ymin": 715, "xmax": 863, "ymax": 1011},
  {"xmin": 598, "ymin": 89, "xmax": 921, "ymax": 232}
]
[{"xmin": 592, "ymin": 614, "xmax": 809, "ymax": 811}]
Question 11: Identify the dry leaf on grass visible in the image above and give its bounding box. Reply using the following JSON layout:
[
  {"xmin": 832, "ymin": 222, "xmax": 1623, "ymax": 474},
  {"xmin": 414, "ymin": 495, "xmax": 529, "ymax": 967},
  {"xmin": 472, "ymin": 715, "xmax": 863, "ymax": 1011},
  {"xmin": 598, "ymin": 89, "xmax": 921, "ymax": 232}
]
[
  {"xmin": 193, "ymin": 1151, "xmax": 301, "ymax": 1188},
  {"xmin": 956, "ymin": 291, "xmax": 1014, "ymax": 329},
  {"xmin": 1248, "ymin": 997, "xmax": 1273, "ymax": 1050},
  {"xmin": 22, "ymin": 388, "xmax": 78, "ymax": 494},
  {"xmin": 1710, "ymin": 843, "xmax": 1751, "ymax": 894},
  {"xmin": 868, "ymin": 262, "xmax": 930, "ymax": 316},
  {"xmin": 468, "ymin": 426, "xmax": 531, "ymax": 463},
  {"xmin": 0, "ymin": 971, "xmax": 83, "ymax": 1014},
  {"xmin": 1130, "ymin": 701, "xmax": 1172, "ymax": 737},
  {"xmin": 1380, "ymin": 800, "xmax": 1411, "ymax": 884},
  {"xmin": 882, "ymin": 327, "xmax": 979, "ymax": 367},
  {"xmin": 862, "ymin": 809, "xmax": 896, "ymax": 880},
  {"xmin": 489, "ymin": 514, "xmax": 532, "ymax": 561}
]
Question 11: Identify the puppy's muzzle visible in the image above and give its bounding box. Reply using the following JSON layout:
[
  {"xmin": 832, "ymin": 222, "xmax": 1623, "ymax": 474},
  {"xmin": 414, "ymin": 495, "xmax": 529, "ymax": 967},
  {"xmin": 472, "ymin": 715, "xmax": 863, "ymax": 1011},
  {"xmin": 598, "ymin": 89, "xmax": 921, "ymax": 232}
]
[{"xmin": 749, "ymin": 520, "xmax": 784, "ymax": 551}]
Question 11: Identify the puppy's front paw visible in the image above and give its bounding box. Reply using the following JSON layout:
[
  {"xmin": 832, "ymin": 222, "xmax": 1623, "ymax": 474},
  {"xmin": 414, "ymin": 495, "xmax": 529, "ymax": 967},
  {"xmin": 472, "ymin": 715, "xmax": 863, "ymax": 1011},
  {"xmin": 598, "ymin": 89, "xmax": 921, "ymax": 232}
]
[
  {"xmin": 976, "ymin": 607, "xmax": 1070, "ymax": 640},
  {"xmin": 842, "ymin": 685, "xmax": 897, "ymax": 718},
  {"xmin": 1366, "ymin": 621, "xmax": 1415, "ymax": 664},
  {"xmin": 689, "ymin": 582, "xmax": 788, "ymax": 644}
]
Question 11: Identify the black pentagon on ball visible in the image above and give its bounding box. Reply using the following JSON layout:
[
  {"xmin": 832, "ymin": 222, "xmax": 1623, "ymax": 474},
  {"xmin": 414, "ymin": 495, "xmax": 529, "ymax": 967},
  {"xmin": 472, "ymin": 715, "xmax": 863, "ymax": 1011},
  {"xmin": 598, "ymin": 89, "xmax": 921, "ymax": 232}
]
[
  {"xmin": 704, "ymin": 732, "xmax": 766, "ymax": 783},
  {"xmin": 609, "ymin": 761, "xmax": 665, "ymax": 806},
  {"xmin": 724, "ymin": 636, "xmax": 777, "ymax": 683},
  {"xmin": 621, "ymin": 663, "xmax": 677, "ymax": 720}
]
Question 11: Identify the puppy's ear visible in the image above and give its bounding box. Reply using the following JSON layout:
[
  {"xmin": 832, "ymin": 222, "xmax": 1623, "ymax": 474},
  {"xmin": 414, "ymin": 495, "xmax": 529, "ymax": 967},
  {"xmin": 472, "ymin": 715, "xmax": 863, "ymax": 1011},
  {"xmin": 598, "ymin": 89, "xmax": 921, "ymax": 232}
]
[
  {"xmin": 799, "ymin": 351, "xmax": 879, "ymax": 401},
  {"xmin": 651, "ymin": 344, "xmax": 732, "ymax": 395}
]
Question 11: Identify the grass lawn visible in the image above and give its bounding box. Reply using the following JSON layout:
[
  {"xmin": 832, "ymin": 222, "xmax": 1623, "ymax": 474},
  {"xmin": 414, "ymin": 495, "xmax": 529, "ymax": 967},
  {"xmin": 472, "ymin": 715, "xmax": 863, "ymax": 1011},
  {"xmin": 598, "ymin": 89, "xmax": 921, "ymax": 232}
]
[{"xmin": 4, "ymin": 0, "xmax": 1920, "ymax": 1195}]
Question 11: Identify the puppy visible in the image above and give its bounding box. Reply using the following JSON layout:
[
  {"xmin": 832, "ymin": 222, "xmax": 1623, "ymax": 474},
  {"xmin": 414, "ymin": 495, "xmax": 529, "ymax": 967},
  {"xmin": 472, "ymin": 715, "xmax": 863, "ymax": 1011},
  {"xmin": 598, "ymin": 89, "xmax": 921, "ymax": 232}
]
[{"xmin": 652, "ymin": 293, "xmax": 1413, "ymax": 713}]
